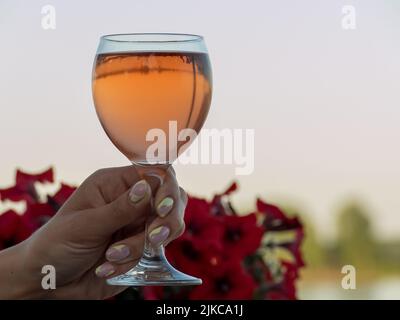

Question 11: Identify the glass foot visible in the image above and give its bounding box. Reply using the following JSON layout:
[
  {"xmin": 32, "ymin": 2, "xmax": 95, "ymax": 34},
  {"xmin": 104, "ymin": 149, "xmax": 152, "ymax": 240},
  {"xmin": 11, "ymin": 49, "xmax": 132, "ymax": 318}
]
[{"xmin": 106, "ymin": 250, "xmax": 202, "ymax": 286}]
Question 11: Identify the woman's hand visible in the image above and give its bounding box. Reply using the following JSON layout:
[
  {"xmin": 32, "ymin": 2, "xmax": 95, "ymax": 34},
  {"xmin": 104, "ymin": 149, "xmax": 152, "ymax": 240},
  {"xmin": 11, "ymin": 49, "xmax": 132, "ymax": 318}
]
[{"xmin": 4, "ymin": 165, "xmax": 186, "ymax": 299}]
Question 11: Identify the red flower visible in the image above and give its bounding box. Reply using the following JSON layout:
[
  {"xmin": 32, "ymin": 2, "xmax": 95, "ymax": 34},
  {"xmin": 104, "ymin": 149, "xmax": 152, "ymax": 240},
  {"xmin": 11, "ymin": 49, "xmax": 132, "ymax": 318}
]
[
  {"xmin": 189, "ymin": 260, "xmax": 256, "ymax": 300},
  {"xmin": 0, "ymin": 210, "xmax": 35, "ymax": 249},
  {"xmin": 265, "ymin": 262, "xmax": 298, "ymax": 300},
  {"xmin": 19, "ymin": 184, "xmax": 76, "ymax": 232},
  {"xmin": 47, "ymin": 183, "xmax": 76, "ymax": 210},
  {"xmin": 171, "ymin": 196, "xmax": 224, "ymax": 275},
  {"xmin": 166, "ymin": 235, "xmax": 223, "ymax": 277},
  {"xmin": 0, "ymin": 168, "xmax": 53, "ymax": 204},
  {"xmin": 257, "ymin": 199, "xmax": 304, "ymax": 267},
  {"xmin": 23, "ymin": 203, "xmax": 56, "ymax": 230},
  {"xmin": 16, "ymin": 168, "xmax": 54, "ymax": 189},
  {"xmin": 221, "ymin": 214, "xmax": 263, "ymax": 259},
  {"xmin": 0, "ymin": 168, "xmax": 71, "ymax": 250},
  {"xmin": 0, "ymin": 210, "xmax": 19, "ymax": 238},
  {"xmin": 257, "ymin": 199, "xmax": 302, "ymax": 232},
  {"xmin": 210, "ymin": 182, "xmax": 238, "ymax": 216},
  {"xmin": 183, "ymin": 197, "xmax": 224, "ymax": 247},
  {"xmin": 279, "ymin": 229, "xmax": 305, "ymax": 267}
]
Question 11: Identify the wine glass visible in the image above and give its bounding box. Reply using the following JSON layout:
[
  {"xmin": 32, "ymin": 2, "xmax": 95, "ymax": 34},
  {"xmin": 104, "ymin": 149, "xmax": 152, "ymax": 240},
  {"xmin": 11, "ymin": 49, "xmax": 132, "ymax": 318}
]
[{"xmin": 92, "ymin": 33, "xmax": 212, "ymax": 286}]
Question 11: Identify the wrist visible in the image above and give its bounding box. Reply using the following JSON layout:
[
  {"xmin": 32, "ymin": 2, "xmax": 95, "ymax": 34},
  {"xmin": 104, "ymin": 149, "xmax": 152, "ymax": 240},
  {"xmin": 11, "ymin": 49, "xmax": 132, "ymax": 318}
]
[{"xmin": 0, "ymin": 241, "xmax": 48, "ymax": 299}]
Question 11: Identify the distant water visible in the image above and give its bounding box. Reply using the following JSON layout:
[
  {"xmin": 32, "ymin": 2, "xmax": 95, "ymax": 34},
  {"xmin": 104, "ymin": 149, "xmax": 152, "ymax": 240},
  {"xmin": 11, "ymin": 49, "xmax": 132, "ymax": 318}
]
[{"xmin": 299, "ymin": 278, "xmax": 400, "ymax": 300}]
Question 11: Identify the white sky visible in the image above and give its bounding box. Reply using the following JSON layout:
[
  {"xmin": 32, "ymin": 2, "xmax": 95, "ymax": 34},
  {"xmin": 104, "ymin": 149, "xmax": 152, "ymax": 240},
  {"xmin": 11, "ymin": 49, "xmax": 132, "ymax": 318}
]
[{"xmin": 0, "ymin": 0, "xmax": 399, "ymax": 240}]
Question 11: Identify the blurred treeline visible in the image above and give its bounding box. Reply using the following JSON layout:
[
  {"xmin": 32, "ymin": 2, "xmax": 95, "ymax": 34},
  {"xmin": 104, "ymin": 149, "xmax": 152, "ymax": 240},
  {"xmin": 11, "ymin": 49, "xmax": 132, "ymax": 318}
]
[{"xmin": 298, "ymin": 202, "xmax": 400, "ymax": 280}]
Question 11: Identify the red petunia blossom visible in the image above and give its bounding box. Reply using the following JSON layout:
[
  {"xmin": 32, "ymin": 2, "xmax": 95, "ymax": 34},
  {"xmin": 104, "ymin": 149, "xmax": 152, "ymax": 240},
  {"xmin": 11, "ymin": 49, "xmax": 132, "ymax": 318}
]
[
  {"xmin": 166, "ymin": 235, "xmax": 223, "ymax": 278},
  {"xmin": 279, "ymin": 229, "xmax": 305, "ymax": 267},
  {"xmin": 47, "ymin": 183, "xmax": 76, "ymax": 210},
  {"xmin": 257, "ymin": 199, "xmax": 302, "ymax": 232},
  {"xmin": 23, "ymin": 202, "xmax": 56, "ymax": 230},
  {"xmin": 183, "ymin": 197, "xmax": 224, "ymax": 247},
  {"xmin": 19, "ymin": 184, "xmax": 76, "ymax": 232},
  {"xmin": 15, "ymin": 168, "xmax": 54, "ymax": 189},
  {"xmin": 0, "ymin": 210, "xmax": 35, "ymax": 249},
  {"xmin": 265, "ymin": 262, "xmax": 298, "ymax": 300},
  {"xmin": 0, "ymin": 211, "xmax": 19, "ymax": 235},
  {"xmin": 0, "ymin": 168, "xmax": 73, "ymax": 250},
  {"xmin": 257, "ymin": 198, "xmax": 304, "ymax": 267},
  {"xmin": 221, "ymin": 213, "xmax": 264, "ymax": 259},
  {"xmin": 244, "ymin": 254, "xmax": 274, "ymax": 286},
  {"xmin": 0, "ymin": 186, "xmax": 34, "ymax": 204},
  {"xmin": 175, "ymin": 196, "xmax": 224, "ymax": 273},
  {"xmin": 189, "ymin": 260, "xmax": 256, "ymax": 300},
  {"xmin": 0, "ymin": 168, "xmax": 54, "ymax": 204},
  {"xmin": 210, "ymin": 182, "xmax": 238, "ymax": 216}
]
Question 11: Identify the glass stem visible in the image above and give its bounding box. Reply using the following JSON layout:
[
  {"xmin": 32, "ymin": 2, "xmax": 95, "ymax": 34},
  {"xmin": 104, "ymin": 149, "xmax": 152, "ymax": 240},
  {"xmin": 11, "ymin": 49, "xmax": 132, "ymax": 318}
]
[
  {"xmin": 135, "ymin": 163, "xmax": 170, "ymax": 264},
  {"xmin": 143, "ymin": 218, "xmax": 165, "ymax": 261}
]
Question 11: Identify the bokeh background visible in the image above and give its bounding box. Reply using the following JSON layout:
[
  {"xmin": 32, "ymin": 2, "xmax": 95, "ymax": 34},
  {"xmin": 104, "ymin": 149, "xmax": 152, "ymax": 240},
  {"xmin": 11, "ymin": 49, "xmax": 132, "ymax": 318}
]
[{"xmin": 1, "ymin": 0, "xmax": 399, "ymax": 299}]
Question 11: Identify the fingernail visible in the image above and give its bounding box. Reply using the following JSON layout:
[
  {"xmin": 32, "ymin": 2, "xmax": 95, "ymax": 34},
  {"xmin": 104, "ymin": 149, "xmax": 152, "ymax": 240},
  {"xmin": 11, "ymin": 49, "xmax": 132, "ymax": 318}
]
[
  {"xmin": 157, "ymin": 197, "xmax": 174, "ymax": 217},
  {"xmin": 129, "ymin": 180, "xmax": 148, "ymax": 203},
  {"xmin": 95, "ymin": 262, "xmax": 115, "ymax": 278},
  {"xmin": 149, "ymin": 226, "xmax": 170, "ymax": 245},
  {"xmin": 106, "ymin": 244, "xmax": 130, "ymax": 261}
]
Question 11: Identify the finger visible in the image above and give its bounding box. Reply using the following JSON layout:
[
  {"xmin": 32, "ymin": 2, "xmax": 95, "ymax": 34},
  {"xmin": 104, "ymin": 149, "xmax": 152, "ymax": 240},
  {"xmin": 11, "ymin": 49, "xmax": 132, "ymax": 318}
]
[
  {"xmin": 105, "ymin": 233, "xmax": 145, "ymax": 264},
  {"xmin": 179, "ymin": 187, "xmax": 188, "ymax": 206},
  {"xmin": 85, "ymin": 179, "xmax": 151, "ymax": 235},
  {"xmin": 154, "ymin": 169, "xmax": 180, "ymax": 218},
  {"xmin": 95, "ymin": 259, "xmax": 140, "ymax": 280},
  {"xmin": 103, "ymin": 189, "xmax": 186, "ymax": 264},
  {"xmin": 147, "ymin": 188, "xmax": 187, "ymax": 247},
  {"xmin": 140, "ymin": 165, "xmax": 175, "ymax": 194},
  {"xmin": 62, "ymin": 166, "xmax": 141, "ymax": 211},
  {"xmin": 142, "ymin": 175, "xmax": 162, "ymax": 195},
  {"xmin": 87, "ymin": 166, "xmax": 140, "ymax": 204},
  {"xmin": 165, "ymin": 189, "xmax": 187, "ymax": 246}
]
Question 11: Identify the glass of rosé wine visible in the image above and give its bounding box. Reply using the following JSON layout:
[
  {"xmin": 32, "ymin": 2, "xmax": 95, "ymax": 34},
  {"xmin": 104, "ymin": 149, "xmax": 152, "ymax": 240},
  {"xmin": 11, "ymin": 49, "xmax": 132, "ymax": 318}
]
[{"xmin": 92, "ymin": 33, "xmax": 212, "ymax": 286}]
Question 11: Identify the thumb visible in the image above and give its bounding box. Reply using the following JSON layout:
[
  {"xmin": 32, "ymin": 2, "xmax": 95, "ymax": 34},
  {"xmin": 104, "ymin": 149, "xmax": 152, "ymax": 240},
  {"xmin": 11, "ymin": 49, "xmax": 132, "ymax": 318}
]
[{"xmin": 85, "ymin": 179, "xmax": 151, "ymax": 236}]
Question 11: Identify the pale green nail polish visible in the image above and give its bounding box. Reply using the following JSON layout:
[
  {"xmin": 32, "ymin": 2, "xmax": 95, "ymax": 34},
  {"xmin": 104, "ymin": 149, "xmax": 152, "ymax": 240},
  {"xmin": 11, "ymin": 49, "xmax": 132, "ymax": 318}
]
[
  {"xmin": 95, "ymin": 262, "xmax": 115, "ymax": 278},
  {"xmin": 129, "ymin": 180, "xmax": 148, "ymax": 203},
  {"xmin": 106, "ymin": 244, "xmax": 130, "ymax": 261},
  {"xmin": 149, "ymin": 226, "xmax": 170, "ymax": 245},
  {"xmin": 157, "ymin": 197, "xmax": 174, "ymax": 217}
]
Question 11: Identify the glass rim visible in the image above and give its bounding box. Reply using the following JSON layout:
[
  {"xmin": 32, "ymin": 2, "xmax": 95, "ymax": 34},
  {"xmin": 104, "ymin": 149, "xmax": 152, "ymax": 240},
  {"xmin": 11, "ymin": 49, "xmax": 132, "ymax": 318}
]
[{"xmin": 100, "ymin": 33, "xmax": 204, "ymax": 44}]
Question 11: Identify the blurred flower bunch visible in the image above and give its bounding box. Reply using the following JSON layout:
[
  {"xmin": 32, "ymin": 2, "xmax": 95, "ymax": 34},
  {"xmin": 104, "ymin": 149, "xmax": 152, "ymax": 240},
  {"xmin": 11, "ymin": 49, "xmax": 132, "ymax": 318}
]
[
  {"xmin": 144, "ymin": 182, "xmax": 305, "ymax": 300},
  {"xmin": 0, "ymin": 168, "xmax": 75, "ymax": 250},
  {"xmin": 0, "ymin": 168, "xmax": 304, "ymax": 300}
]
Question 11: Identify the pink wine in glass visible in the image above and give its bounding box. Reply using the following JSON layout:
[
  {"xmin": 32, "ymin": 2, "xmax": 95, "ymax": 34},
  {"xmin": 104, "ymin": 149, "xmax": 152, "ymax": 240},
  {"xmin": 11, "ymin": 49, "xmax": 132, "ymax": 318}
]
[{"xmin": 93, "ymin": 51, "xmax": 212, "ymax": 164}]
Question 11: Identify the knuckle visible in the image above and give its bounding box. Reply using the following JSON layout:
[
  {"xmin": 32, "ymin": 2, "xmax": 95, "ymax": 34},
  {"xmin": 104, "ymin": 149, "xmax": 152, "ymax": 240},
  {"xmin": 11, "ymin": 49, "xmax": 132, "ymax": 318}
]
[
  {"xmin": 93, "ymin": 168, "xmax": 110, "ymax": 177},
  {"xmin": 86, "ymin": 168, "xmax": 112, "ymax": 184}
]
